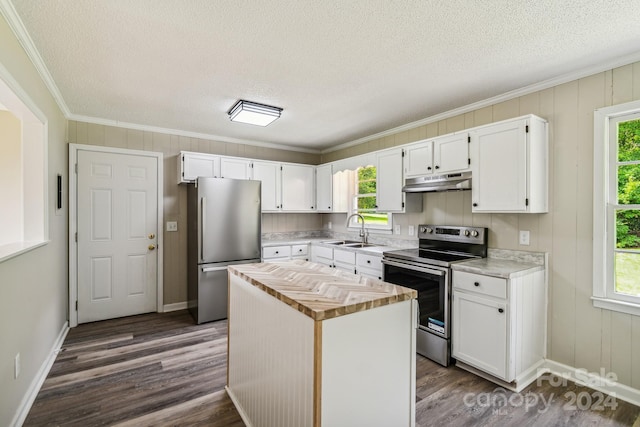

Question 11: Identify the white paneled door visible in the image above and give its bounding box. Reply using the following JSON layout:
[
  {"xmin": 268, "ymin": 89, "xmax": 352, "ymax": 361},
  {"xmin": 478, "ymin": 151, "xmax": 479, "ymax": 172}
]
[{"xmin": 77, "ymin": 150, "xmax": 158, "ymax": 323}]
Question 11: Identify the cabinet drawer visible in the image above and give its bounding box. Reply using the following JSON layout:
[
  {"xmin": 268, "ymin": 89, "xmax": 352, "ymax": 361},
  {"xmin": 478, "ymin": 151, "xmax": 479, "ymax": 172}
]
[
  {"xmin": 357, "ymin": 266, "xmax": 382, "ymax": 280},
  {"xmin": 333, "ymin": 249, "xmax": 356, "ymax": 264},
  {"xmin": 454, "ymin": 271, "xmax": 506, "ymax": 299},
  {"xmin": 291, "ymin": 244, "xmax": 308, "ymax": 257},
  {"xmin": 313, "ymin": 245, "xmax": 333, "ymax": 260},
  {"xmin": 263, "ymin": 245, "xmax": 291, "ymax": 259},
  {"xmin": 356, "ymin": 253, "xmax": 382, "ymax": 270}
]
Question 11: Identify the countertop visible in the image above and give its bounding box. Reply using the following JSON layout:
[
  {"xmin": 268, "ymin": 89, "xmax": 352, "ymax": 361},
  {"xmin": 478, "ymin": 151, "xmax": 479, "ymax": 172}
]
[
  {"xmin": 451, "ymin": 257, "xmax": 544, "ymax": 279},
  {"xmin": 228, "ymin": 259, "xmax": 417, "ymax": 321},
  {"xmin": 261, "ymin": 237, "xmax": 393, "ymax": 255}
]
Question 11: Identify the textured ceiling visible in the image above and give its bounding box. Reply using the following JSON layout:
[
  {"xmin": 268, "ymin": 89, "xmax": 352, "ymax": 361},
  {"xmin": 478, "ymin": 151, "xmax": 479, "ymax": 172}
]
[{"xmin": 7, "ymin": 0, "xmax": 640, "ymax": 151}]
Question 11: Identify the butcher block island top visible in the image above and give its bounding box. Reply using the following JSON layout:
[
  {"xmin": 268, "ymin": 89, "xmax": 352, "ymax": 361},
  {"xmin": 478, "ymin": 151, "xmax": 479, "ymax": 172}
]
[{"xmin": 227, "ymin": 259, "xmax": 417, "ymax": 321}]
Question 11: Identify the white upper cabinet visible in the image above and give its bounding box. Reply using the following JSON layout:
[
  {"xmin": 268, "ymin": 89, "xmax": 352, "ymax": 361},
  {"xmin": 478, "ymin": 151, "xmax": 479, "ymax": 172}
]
[
  {"xmin": 315, "ymin": 164, "xmax": 333, "ymax": 212},
  {"xmin": 376, "ymin": 148, "xmax": 405, "ymax": 212},
  {"xmin": 178, "ymin": 151, "xmax": 220, "ymax": 184},
  {"xmin": 281, "ymin": 164, "xmax": 316, "ymax": 212},
  {"xmin": 404, "ymin": 140, "xmax": 434, "ymax": 177},
  {"xmin": 252, "ymin": 161, "xmax": 281, "ymax": 212},
  {"xmin": 469, "ymin": 115, "xmax": 548, "ymax": 213},
  {"xmin": 376, "ymin": 148, "xmax": 421, "ymax": 213},
  {"xmin": 403, "ymin": 133, "xmax": 469, "ymax": 178},
  {"xmin": 433, "ymin": 133, "xmax": 470, "ymax": 174},
  {"xmin": 220, "ymin": 157, "xmax": 252, "ymax": 180}
]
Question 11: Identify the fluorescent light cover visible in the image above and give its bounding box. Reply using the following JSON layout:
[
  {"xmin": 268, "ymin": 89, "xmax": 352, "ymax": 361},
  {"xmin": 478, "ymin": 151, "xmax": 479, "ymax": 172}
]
[{"xmin": 228, "ymin": 100, "xmax": 282, "ymax": 126}]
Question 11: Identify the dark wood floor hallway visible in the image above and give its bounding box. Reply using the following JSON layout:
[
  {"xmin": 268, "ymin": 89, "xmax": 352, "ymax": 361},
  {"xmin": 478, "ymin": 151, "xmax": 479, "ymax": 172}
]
[{"xmin": 23, "ymin": 310, "xmax": 640, "ymax": 426}]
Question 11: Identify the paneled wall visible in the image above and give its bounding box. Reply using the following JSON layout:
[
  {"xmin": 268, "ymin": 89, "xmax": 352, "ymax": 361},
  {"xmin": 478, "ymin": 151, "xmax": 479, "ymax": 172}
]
[
  {"xmin": 322, "ymin": 62, "xmax": 640, "ymax": 390},
  {"xmin": 66, "ymin": 121, "xmax": 321, "ymax": 304}
]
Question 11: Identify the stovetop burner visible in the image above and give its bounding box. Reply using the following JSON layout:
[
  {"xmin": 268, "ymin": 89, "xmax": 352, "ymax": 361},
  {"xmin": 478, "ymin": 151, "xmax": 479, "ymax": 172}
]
[{"xmin": 383, "ymin": 224, "xmax": 488, "ymax": 267}]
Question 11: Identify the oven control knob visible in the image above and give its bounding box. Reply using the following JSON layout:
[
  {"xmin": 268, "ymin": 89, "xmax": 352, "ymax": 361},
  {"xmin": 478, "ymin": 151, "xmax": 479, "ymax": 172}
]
[
  {"xmin": 464, "ymin": 230, "xmax": 470, "ymax": 236},
  {"xmin": 470, "ymin": 230, "xmax": 479, "ymax": 237},
  {"xmin": 422, "ymin": 227, "xmax": 433, "ymax": 234}
]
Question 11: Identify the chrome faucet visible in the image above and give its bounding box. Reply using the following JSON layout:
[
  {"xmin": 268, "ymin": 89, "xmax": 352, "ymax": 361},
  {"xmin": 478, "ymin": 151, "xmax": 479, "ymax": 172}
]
[{"xmin": 346, "ymin": 213, "xmax": 369, "ymax": 244}]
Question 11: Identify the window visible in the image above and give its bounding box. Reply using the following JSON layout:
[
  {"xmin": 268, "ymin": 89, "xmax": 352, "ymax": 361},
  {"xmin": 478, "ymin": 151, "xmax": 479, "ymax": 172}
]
[
  {"xmin": 593, "ymin": 101, "xmax": 640, "ymax": 315},
  {"xmin": 350, "ymin": 165, "xmax": 391, "ymax": 230},
  {"xmin": 0, "ymin": 70, "xmax": 48, "ymax": 262}
]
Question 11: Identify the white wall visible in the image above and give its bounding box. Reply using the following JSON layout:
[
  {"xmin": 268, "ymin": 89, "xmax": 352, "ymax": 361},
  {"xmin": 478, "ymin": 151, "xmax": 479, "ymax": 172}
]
[
  {"xmin": 323, "ymin": 63, "xmax": 640, "ymax": 391},
  {"xmin": 0, "ymin": 14, "xmax": 68, "ymax": 426}
]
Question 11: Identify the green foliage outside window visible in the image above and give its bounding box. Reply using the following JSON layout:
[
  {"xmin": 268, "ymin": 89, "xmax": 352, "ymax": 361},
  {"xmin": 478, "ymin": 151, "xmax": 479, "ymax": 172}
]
[
  {"xmin": 354, "ymin": 166, "xmax": 390, "ymax": 226},
  {"xmin": 615, "ymin": 118, "xmax": 640, "ymax": 297},
  {"xmin": 616, "ymin": 120, "xmax": 640, "ymax": 249}
]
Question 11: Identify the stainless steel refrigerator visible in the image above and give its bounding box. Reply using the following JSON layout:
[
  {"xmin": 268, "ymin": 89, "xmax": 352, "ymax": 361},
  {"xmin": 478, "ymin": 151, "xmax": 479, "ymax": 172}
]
[{"xmin": 187, "ymin": 177, "xmax": 261, "ymax": 324}]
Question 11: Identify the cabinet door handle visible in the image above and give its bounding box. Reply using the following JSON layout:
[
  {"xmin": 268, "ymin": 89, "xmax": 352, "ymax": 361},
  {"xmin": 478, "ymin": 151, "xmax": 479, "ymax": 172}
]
[
  {"xmin": 427, "ymin": 166, "xmax": 432, "ymax": 170},
  {"xmin": 474, "ymin": 282, "xmax": 480, "ymax": 287},
  {"xmin": 498, "ymin": 308, "xmax": 504, "ymax": 313},
  {"xmin": 472, "ymin": 203, "xmax": 478, "ymax": 207},
  {"xmin": 275, "ymin": 251, "xmax": 279, "ymax": 254},
  {"xmin": 435, "ymin": 165, "xmax": 440, "ymax": 170},
  {"xmin": 367, "ymin": 260, "xmax": 371, "ymax": 264}
]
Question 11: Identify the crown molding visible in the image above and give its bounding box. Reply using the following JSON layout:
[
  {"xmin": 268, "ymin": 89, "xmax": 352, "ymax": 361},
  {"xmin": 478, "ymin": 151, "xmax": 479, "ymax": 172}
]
[
  {"xmin": 0, "ymin": 0, "xmax": 71, "ymax": 117},
  {"xmin": 68, "ymin": 114, "xmax": 321, "ymax": 154},
  {"xmin": 321, "ymin": 50, "xmax": 640, "ymax": 154}
]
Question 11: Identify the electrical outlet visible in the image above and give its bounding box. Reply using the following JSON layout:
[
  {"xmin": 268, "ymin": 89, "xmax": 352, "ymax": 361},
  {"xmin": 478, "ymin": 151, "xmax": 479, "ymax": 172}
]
[
  {"xmin": 394, "ymin": 225, "xmax": 401, "ymax": 235},
  {"xmin": 15, "ymin": 353, "xmax": 20, "ymax": 379},
  {"xmin": 519, "ymin": 230, "xmax": 530, "ymax": 246},
  {"xmin": 166, "ymin": 221, "xmax": 178, "ymax": 232},
  {"xmin": 408, "ymin": 225, "xmax": 415, "ymax": 236},
  {"xmin": 328, "ymin": 221, "xmax": 332, "ymax": 230}
]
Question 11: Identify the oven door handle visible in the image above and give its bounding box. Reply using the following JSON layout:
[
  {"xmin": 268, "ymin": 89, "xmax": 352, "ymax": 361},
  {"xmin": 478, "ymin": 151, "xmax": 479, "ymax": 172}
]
[{"xmin": 381, "ymin": 259, "xmax": 446, "ymax": 276}]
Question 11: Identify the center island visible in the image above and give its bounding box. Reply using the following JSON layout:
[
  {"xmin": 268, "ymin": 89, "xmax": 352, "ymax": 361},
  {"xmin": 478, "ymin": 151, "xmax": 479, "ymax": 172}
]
[{"xmin": 226, "ymin": 259, "xmax": 418, "ymax": 427}]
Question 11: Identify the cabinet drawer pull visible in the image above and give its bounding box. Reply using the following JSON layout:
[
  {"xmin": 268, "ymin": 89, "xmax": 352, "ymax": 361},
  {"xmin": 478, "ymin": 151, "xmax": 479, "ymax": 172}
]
[
  {"xmin": 474, "ymin": 282, "xmax": 480, "ymax": 286},
  {"xmin": 367, "ymin": 260, "xmax": 371, "ymax": 264},
  {"xmin": 275, "ymin": 251, "xmax": 279, "ymax": 254},
  {"xmin": 498, "ymin": 308, "xmax": 504, "ymax": 313},
  {"xmin": 472, "ymin": 203, "xmax": 478, "ymax": 207}
]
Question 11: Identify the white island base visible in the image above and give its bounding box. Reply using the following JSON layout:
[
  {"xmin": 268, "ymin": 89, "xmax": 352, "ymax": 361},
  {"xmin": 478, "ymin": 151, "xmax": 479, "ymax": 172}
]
[{"xmin": 226, "ymin": 269, "xmax": 417, "ymax": 427}]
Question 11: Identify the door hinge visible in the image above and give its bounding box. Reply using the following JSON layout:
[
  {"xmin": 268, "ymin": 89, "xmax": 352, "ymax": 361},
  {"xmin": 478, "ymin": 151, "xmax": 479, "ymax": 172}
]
[
  {"xmin": 402, "ymin": 149, "xmax": 405, "ymax": 157},
  {"xmin": 467, "ymin": 136, "xmax": 471, "ymax": 143},
  {"xmin": 525, "ymin": 125, "xmax": 529, "ymax": 133},
  {"xmin": 525, "ymin": 198, "xmax": 529, "ymax": 206},
  {"xmin": 402, "ymin": 202, "xmax": 405, "ymax": 208},
  {"xmin": 75, "ymin": 163, "xmax": 78, "ymax": 174},
  {"xmin": 280, "ymin": 166, "xmax": 283, "ymax": 171},
  {"xmin": 75, "ymin": 232, "xmax": 77, "ymax": 242},
  {"xmin": 75, "ymin": 300, "xmax": 78, "ymax": 311},
  {"xmin": 468, "ymin": 158, "xmax": 471, "ymax": 165}
]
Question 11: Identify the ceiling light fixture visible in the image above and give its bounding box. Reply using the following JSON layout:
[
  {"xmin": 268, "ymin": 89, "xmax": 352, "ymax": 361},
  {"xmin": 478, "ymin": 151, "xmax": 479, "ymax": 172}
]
[{"xmin": 228, "ymin": 100, "xmax": 282, "ymax": 126}]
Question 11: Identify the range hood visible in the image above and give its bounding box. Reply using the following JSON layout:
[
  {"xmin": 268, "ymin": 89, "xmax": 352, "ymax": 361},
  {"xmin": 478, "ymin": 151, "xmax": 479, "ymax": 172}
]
[{"xmin": 402, "ymin": 171, "xmax": 472, "ymax": 193}]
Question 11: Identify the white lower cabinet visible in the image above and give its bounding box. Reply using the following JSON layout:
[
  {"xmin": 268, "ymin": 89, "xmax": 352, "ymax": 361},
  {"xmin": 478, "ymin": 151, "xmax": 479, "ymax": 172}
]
[
  {"xmin": 452, "ymin": 268, "xmax": 546, "ymax": 392},
  {"xmin": 262, "ymin": 244, "xmax": 309, "ymax": 262},
  {"xmin": 356, "ymin": 252, "xmax": 383, "ymax": 280},
  {"xmin": 333, "ymin": 248, "xmax": 356, "ymax": 273},
  {"xmin": 311, "ymin": 245, "xmax": 334, "ymax": 267}
]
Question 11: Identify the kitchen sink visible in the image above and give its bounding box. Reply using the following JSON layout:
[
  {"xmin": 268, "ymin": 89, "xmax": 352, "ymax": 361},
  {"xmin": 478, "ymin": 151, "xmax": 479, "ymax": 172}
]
[
  {"xmin": 321, "ymin": 240, "xmax": 381, "ymax": 248},
  {"xmin": 341, "ymin": 242, "xmax": 379, "ymax": 248},
  {"xmin": 322, "ymin": 240, "xmax": 362, "ymax": 245}
]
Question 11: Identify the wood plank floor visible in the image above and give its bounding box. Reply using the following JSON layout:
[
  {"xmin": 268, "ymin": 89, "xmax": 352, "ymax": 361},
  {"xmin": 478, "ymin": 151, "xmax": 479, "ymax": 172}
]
[{"xmin": 24, "ymin": 310, "xmax": 640, "ymax": 426}]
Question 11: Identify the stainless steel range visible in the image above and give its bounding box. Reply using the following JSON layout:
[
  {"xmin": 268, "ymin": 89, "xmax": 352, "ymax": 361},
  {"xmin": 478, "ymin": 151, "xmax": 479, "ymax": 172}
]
[{"xmin": 382, "ymin": 225, "xmax": 487, "ymax": 366}]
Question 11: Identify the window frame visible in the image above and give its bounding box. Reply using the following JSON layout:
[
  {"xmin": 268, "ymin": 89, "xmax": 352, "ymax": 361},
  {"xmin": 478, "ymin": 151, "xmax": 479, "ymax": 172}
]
[
  {"xmin": 593, "ymin": 100, "xmax": 640, "ymax": 316},
  {"xmin": 0, "ymin": 63, "xmax": 49, "ymax": 263},
  {"xmin": 349, "ymin": 165, "xmax": 392, "ymax": 232}
]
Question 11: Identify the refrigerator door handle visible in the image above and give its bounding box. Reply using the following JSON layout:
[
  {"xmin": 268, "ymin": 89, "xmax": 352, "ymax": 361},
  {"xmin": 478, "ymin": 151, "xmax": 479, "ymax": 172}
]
[
  {"xmin": 201, "ymin": 197, "xmax": 206, "ymax": 261},
  {"xmin": 201, "ymin": 266, "xmax": 228, "ymax": 273}
]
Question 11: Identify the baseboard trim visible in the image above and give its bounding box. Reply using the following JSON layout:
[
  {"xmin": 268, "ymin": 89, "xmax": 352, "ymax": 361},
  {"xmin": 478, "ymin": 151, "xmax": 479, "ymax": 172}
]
[
  {"xmin": 163, "ymin": 301, "xmax": 187, "ymax": 312},
  {"xmin": 225, "ymin": 386, "xmax": 254, "ymax": 427},
  {"xmin": 10, "ymin": 321, "xmax": 69, "ymax": 427},
  {"xmin": 542, "ymin": 359, "xmax": 640, "ymax": 408}
]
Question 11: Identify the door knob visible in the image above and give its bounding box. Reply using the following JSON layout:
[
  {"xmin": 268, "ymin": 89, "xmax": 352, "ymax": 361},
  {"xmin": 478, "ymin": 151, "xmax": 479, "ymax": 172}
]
[
  {"xmin": 148, "ymin": 244, "xmax": 156, "ymax": 250},
  {"xmin": 148, "ymin": 233, "xmax": 155, "ymax": 239}
]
